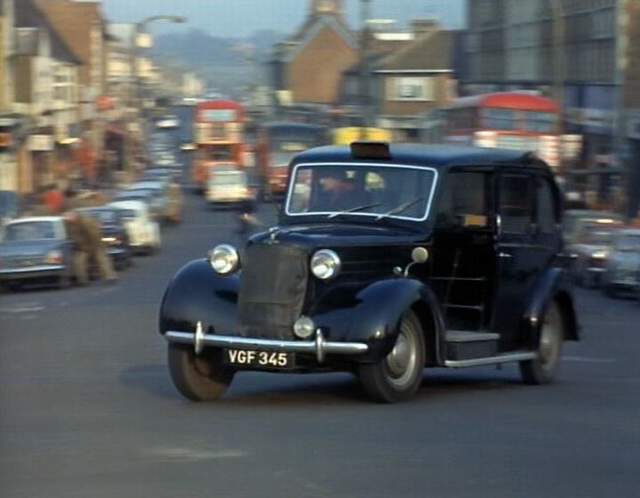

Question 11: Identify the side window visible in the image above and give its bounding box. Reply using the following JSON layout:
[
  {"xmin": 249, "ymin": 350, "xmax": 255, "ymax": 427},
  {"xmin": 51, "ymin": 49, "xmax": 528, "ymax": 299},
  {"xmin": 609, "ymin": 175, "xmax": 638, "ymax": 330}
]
[
  {"xmin": 499, "ymin": 175, "xmax": 533, "ymax": 234},
  {"xmin": 438, "ymin": 172, "xmax": 491, "ymax": 228},
  {"xmin": 536, "ymin": 177, "xmax": 558, "ymax": 234}
]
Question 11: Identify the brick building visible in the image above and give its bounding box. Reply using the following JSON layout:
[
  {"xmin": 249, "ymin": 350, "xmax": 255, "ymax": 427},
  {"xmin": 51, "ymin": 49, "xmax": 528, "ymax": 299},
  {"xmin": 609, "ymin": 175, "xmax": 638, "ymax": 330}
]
[{"xmin": 270, "ymin": 0, "xmax": 358, "ymax": 106}]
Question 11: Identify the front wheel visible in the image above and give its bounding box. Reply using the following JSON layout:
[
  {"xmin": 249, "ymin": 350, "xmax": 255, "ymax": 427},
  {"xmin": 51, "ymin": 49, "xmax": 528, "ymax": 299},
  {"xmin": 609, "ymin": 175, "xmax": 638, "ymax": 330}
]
[
  {"xmin": 358, "ymin": 311, "xmax": 425, "ymax": 403},
  {"xmin": 520, "ymin": 301, "xmax": 564, "ymax": 385},
  {"xmin": 168, "ymin": 343, "xmax": 235, "ymax": 401}
]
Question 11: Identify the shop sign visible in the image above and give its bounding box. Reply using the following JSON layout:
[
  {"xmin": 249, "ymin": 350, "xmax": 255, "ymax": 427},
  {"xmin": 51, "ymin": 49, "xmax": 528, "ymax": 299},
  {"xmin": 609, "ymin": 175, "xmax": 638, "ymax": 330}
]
[{"xmin": 28, "ymin": 134, "xmax": 54, "ymax": 151}]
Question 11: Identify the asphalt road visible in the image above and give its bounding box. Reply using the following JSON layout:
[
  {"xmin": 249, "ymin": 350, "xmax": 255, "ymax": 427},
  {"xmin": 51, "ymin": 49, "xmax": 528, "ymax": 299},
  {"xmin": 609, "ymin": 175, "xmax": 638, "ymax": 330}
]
[{"xmin": 1, "ymin": 128, "xmax": 640, "ymax": 498}]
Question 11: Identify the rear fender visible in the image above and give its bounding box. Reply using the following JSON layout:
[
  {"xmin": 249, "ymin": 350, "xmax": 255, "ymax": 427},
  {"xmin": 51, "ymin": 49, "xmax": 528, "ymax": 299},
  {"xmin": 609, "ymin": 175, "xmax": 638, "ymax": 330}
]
[
  {"xmin": 159, "ymin": 259, "xmax": 239, "ymax": 337},
  {"xmin": 522, "ymin": 267, "xmax": 580, "ymax": 347},
  {"xmin": 309, "ymin": 278, "xmax": 447, "ymax": 363}
]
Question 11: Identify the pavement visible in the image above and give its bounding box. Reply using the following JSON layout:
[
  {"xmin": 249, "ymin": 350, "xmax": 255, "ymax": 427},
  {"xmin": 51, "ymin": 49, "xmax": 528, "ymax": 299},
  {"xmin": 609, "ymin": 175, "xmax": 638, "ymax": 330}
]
[{"xmin": 1, "ymin": 124, "xmax": 640, "ymax": 498}]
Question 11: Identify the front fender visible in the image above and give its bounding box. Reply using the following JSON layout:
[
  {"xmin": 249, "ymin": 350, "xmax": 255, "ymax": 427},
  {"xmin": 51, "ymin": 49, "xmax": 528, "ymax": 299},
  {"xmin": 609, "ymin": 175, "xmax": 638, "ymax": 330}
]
[
  {"xmin": 159, "ymin": 259, "xmax": 239, "ymax": 337},
  {"xmin": 309, "ymin": 278, "xmax": 446, "ymax": 363},
  {"xmin": 522, "ymin": 267, "xmax": 580, "ymax": 347}
]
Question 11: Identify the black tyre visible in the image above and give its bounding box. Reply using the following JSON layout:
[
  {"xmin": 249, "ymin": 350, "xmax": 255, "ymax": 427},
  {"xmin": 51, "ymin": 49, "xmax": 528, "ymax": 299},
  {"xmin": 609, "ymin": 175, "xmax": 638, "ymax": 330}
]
[
  {"xmin": 520, "ymin": 301, "xmax": 564, "ymax": 385},
  {"xmin": 358, "ymin": 311, "xmax": 425, "ymax": 403},
  {"xmin": 168, "ymin": 343, "xmax": 235, "ymax": 401}
]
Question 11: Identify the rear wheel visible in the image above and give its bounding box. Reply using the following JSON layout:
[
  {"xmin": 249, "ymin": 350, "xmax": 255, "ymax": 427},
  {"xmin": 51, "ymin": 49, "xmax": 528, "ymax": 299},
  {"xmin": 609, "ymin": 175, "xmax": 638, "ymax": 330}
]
[
  {"xmin": 358, "ymin": 311, "xmax": 425, "ymax": 403},
  {"xmin": 168, "ymin": 343, "xmax": 235, "ymax": 401},
  {"xmin": 520, "ymin": 301, "xmax": 564, "ymax": 385}
]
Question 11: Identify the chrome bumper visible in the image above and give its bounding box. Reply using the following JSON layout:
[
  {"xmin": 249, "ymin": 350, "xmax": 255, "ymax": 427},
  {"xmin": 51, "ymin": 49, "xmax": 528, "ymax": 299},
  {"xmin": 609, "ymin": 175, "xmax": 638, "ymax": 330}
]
[
  {"xmin": 0, "ymin": 265, "xmax": 65, "ymax": 279},
  {"xmin": 165, "ymin": 322, "xmax": 369, "ymax": 363}
]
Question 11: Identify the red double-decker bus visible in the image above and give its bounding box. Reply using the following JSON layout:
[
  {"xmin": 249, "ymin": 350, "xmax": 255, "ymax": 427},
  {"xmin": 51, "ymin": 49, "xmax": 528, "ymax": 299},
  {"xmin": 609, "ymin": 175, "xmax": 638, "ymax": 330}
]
[
  {"xmin": 192, "ymin": 100, "xmax": 247, "ymax": 192},
  {"xmin": 422, "ymin": 92, "xmax": 581, "ymax": 169}
]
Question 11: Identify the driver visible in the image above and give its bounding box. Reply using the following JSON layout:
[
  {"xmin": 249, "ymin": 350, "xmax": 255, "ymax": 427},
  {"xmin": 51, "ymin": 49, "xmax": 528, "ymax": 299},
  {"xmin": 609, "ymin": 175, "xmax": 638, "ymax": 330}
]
[{"xmin": 316, "ymin": 170, "xmax": 366, "ymax": 211}]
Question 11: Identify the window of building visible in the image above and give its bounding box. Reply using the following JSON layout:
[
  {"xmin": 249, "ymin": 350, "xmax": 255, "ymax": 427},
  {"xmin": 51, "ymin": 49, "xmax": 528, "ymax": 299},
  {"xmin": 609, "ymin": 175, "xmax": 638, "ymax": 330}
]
[{"xmin": 389, "ymin": 77, "xmax": 434, "ymax": 102}]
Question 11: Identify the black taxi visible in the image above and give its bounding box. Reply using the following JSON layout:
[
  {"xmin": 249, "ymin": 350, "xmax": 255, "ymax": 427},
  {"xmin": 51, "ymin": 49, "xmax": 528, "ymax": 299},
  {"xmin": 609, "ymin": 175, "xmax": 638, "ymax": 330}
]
[{"xmin": 159, "ymin": 143, "xmax": 579, "ymax": 403}]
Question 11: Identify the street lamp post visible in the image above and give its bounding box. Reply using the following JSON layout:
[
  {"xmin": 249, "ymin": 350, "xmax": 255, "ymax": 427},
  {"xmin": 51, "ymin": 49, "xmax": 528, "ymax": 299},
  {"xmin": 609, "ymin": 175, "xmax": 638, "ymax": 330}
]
[
  {"xmin": 129, "ymin": 15, "xmax": 186, "ymax": 110},
  {"xmin": 359, "ymin": 0, "xmax": 372, "ymax": 132}
]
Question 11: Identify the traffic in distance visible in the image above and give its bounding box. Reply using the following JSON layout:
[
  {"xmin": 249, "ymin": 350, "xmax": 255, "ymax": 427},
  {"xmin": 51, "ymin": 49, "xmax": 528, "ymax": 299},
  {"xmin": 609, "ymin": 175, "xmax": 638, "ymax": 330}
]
[{"xmin": 2, "ymin": 97, "xmax": 639, "ymax": 403}]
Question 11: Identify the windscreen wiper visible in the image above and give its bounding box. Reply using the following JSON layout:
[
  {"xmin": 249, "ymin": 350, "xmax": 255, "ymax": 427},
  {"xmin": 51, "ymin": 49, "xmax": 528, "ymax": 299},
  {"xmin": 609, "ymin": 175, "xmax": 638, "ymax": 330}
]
[
  {"xmin": 327, "ymin": 203, "xmax": 382, "ymax": 219},
  {"xmin": 375, "ymin": 197, "xmax": 425, "ymax": 221}
]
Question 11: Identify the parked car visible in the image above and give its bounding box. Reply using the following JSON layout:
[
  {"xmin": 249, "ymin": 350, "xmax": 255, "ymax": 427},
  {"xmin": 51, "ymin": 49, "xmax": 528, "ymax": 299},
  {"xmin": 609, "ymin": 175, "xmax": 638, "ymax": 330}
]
[
  {"xmin": 0, "ymin": 190, "xmax": 19, "ymax": 226},
  {"xmin": 113, "ymin": 189, "xmax": 164, "ymax": 223},
  {"xmin": 109, "ymin": 200, "xmax": 161, "ymax": 254},
  {"xmin": 0, "ymin": 216, "xmax": 73, "ymax": 289},
  {"xmin": 569, "ymin": 218, "xmax": 623, "ymax": 288},
  {"xmin": 76, "ymin": 207, "xmax": 132, "ymax": 270},
  {"xmin": 159, "ymin": 143, "xmax": 579, "ymax": 403},
  {"xmin": 127, "ymin": 180, "xmax": 182, "ymax": 223},
  {"xmin": 602, "ymin": 229, "xmax": 640, "ymax": 297}
]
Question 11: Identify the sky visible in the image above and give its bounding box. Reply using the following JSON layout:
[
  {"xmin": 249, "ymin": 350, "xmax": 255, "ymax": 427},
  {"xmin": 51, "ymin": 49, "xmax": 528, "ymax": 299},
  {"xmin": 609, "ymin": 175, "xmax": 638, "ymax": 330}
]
[{"xmin": 100, "ymin": 0, "xmax": 467, "ymax": 38}]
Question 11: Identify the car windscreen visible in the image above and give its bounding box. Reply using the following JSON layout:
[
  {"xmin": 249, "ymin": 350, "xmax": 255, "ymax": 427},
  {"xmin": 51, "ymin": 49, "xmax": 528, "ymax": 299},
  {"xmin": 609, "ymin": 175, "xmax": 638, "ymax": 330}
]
[
  {"xmin": 211, "ymin": 171, "xmax": 247, "ymax": 185},
  {"xmin": 286, "ymin": 163, "xmax": 437, "ymax": 221},
  {"xmin": 3, "ymin": 221, "xmax": 58, "ymax": 241}
]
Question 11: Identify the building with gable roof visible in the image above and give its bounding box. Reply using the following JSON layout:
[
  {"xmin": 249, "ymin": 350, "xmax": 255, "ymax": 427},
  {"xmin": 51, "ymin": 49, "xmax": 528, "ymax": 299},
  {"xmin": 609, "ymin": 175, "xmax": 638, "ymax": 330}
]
[{"xmin": 270, "ymin": 0, "xmax": 358, "ymax": 106}]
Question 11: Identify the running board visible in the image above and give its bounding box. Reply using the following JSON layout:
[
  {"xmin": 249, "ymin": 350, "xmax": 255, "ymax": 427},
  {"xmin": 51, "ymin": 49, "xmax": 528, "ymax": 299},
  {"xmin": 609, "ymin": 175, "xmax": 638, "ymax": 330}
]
[{"xmin": 444, "ymin": 351, "xmax": 537, "ymax": 368}]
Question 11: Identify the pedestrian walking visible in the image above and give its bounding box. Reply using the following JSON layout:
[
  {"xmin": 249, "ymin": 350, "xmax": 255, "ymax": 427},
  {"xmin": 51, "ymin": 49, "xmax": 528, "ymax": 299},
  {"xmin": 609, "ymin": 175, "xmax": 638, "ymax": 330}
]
[
  {"xmin": 63, "ymin": 211, "xmax": 91, "ymax": 286},
  {"xmin": 82, "ymin": 213, "xmax": 118, "ymax": 283}
]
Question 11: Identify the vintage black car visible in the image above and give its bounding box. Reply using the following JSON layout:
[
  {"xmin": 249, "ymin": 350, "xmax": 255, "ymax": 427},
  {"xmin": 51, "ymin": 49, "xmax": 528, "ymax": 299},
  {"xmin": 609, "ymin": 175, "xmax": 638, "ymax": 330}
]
[{"xmin": 159, "ymin": 143, "xmax": 579, "ymax": 403}]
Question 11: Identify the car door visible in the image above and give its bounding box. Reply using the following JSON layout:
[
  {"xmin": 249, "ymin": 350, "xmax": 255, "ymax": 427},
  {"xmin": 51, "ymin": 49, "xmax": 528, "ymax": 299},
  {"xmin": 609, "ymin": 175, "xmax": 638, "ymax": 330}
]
[
  {"xmin": 492, "ymin": 170, "xmax": 540, "ymax": 350},
  {"xmin": 430, "ymin": 168, "xmax": 496, "ymax": 332}
]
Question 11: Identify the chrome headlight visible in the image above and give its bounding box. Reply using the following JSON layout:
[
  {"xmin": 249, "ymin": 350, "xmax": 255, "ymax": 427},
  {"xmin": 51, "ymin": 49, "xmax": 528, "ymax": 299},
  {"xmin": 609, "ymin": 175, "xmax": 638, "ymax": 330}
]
[
  {"xmin": 310, "ymin": 249, "xmax": 341, "ymax": 280},
  {"xmin": 208, "ymin": 244, "xmax": 239, "ymax": 275}
]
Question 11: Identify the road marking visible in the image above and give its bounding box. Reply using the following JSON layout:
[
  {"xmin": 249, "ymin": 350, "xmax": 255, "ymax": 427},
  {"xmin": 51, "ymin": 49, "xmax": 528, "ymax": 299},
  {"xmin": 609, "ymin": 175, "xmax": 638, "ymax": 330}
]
[
  {"xmin": 0, "ymin": 305, "xmax": 45, "ymax": 314},
  {"xmin": 145, "ymin": 447, "xmax": 248, "ymax": 462},
  {"xmin": 563, "ymin": 355, "xmax": 616, "ymax": 364}
]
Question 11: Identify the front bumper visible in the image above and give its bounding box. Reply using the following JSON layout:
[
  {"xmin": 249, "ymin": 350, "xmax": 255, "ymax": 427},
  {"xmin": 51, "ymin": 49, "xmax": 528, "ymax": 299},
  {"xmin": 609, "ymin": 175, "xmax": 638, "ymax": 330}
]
[
  {"xmin": 165, "ymin": 323, "xmax": 369, "ymax": 364},
  {"xmin": 0, "ymin": 265, "xmax": 65, "ymax": 281}
]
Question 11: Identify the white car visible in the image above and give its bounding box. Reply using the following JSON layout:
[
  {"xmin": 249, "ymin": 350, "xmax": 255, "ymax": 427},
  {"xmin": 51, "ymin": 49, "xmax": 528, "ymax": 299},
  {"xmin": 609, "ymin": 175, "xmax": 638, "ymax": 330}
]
[{"xmin": 109, "ymin": 200, "xmax": 161, "ymax": 255}]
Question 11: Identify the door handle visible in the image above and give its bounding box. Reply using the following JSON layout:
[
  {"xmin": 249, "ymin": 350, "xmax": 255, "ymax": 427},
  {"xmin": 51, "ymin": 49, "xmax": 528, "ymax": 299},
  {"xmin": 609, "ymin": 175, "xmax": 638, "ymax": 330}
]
[{"xmin": 499, "ymin": 252, "xmax": 513, "ymax": 259}]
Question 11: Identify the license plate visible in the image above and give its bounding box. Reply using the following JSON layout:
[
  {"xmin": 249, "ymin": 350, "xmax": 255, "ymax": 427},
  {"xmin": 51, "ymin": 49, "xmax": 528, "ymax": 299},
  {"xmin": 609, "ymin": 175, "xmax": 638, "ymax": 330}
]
[{"xmin": 223, "ymin": 349, "xmax": 295, "ymax": 369}]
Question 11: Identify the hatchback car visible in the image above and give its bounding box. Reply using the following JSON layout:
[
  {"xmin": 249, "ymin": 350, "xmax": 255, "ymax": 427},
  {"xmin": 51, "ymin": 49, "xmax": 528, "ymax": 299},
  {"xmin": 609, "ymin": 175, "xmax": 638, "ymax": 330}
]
[
  {"xmin": 159, "ymin": 144, "xmax": 579, "ymax": 403},
  {"xmin": 109, "ymin": 200, "xmax": 161, "ymax": 255},
  {"xmin": 0, "ymin": 216, "xmax": 72, "ymax": 289}
]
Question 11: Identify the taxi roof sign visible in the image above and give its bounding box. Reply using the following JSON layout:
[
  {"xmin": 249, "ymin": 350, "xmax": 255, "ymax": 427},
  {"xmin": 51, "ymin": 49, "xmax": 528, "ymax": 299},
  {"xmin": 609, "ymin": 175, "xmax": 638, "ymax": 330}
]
[{"xmin": 350, "ymin": 142, "xmax": 391, "ymax": 160}]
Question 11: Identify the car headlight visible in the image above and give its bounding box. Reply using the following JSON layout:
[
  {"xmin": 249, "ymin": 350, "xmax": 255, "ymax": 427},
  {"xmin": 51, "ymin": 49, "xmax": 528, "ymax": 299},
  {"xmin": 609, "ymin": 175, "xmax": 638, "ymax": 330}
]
[
  {"xmin": 311, "ymin": 249, "xmax": 341, "ymax": 280},
  {"xmin": 592, "ymin": 250, "xmax": 608, "ymax": 259},
  {"xmin": 46, "ymin": 250, "xmax": 63, "ymax": 265},
  {"xmin": 208, "ymin": 244, "xmax": 239, "ymax": 275}
]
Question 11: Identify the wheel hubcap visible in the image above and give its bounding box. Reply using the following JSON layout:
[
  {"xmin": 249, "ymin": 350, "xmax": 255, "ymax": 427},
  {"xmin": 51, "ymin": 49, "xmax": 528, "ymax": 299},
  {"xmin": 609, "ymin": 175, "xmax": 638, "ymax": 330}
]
[
  {"xmin": 539, "ymin": 311, "xmax": 561, "ymax": 371},
  {"xmin": 384, "ymin": 325, "xmax": 418, "ymax": 388}
]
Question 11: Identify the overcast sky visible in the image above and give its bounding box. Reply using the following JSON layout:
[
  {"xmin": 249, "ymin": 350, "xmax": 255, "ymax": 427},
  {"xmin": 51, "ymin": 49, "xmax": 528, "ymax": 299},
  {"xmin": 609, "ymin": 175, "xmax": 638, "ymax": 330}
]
[{"xmin": 101, "ymin": 0, "xmax": 466, "ymax": 37}]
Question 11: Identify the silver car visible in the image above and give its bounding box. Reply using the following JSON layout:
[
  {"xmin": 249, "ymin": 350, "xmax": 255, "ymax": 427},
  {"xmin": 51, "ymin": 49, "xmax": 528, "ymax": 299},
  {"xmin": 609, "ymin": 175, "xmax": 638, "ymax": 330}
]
[
  {"xmin": 569, "ymin": 218, "xmax": 623, "ymax": 288},
  {"xmin": 602, "ymin": 229, "xmax": 640, "ymax": 298}
]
